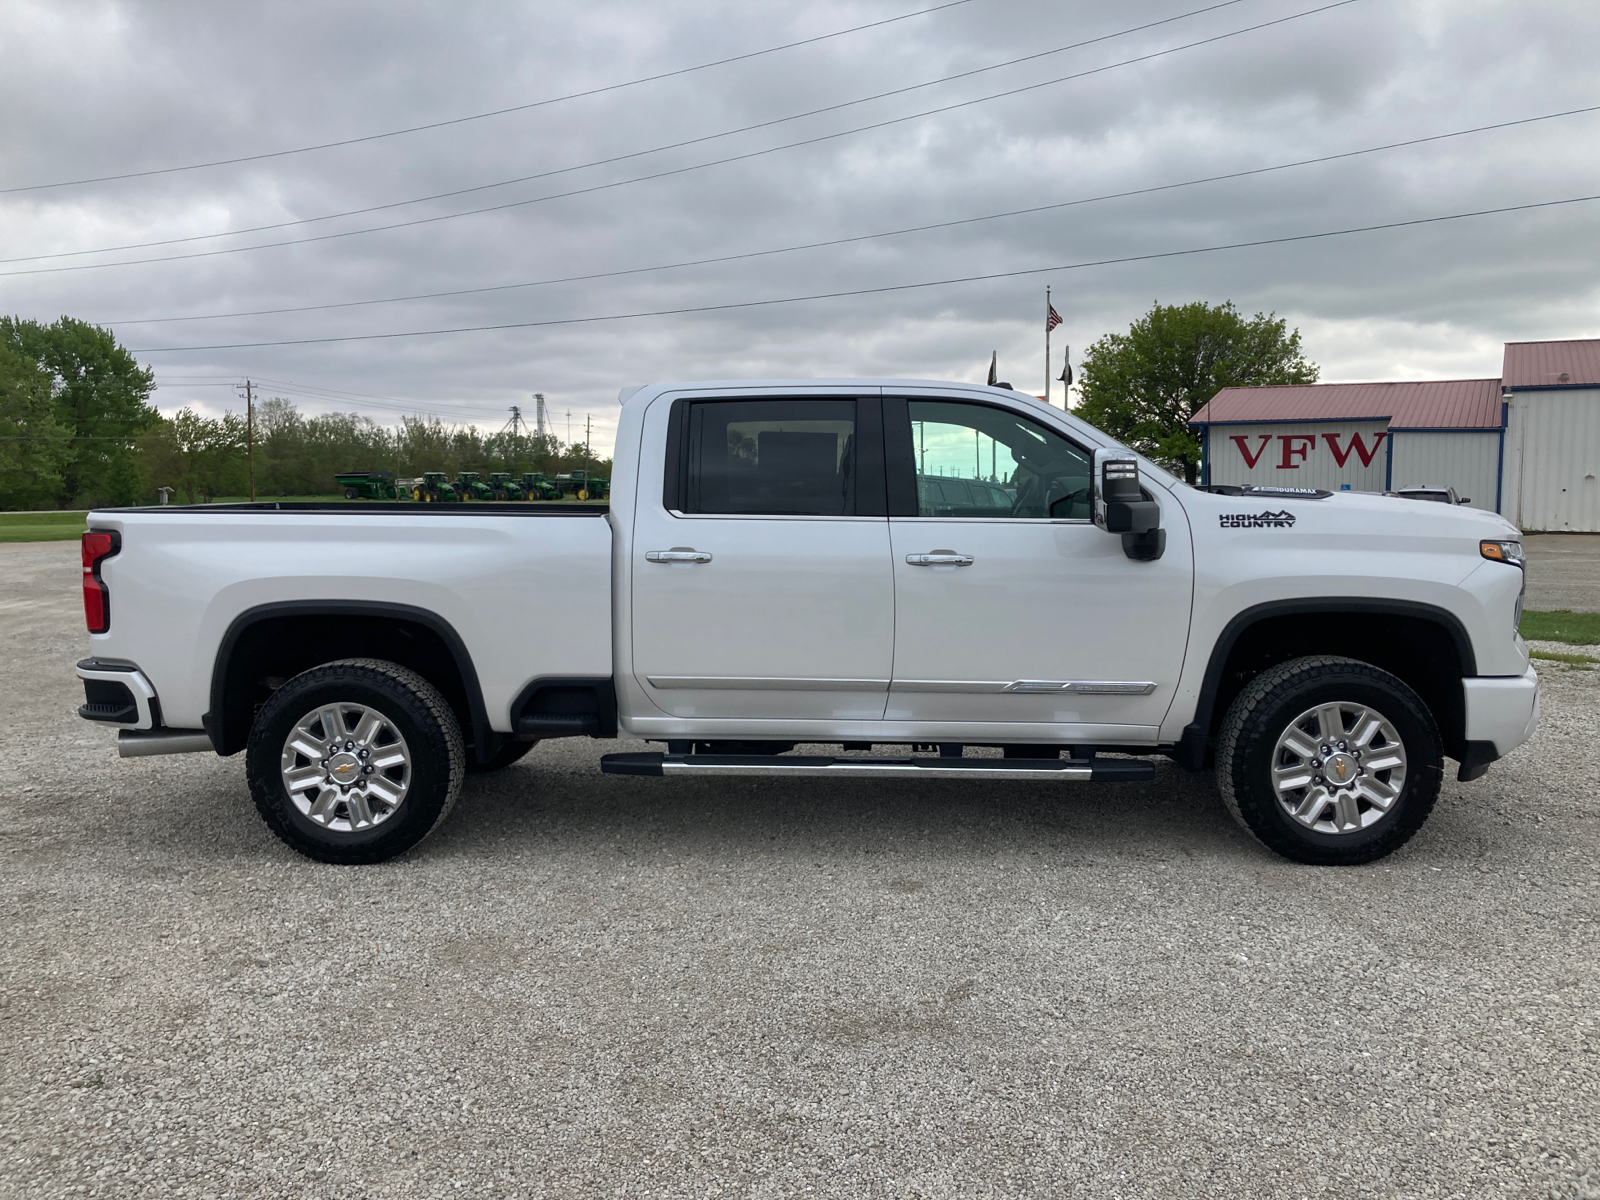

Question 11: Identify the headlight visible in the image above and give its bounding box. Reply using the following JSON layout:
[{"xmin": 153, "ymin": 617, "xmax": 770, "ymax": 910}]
[{"xmin": 1481, "ymin": 540, "xmax": 1525, "ymax": 567}]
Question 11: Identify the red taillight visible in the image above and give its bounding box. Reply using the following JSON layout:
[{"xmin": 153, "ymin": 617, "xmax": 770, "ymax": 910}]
[{"xmin": 81, "ymin": 530, "xmax": 118, "ymax": 634}]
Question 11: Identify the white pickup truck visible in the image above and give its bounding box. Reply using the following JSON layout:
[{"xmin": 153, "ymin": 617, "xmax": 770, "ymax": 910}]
[{"xmin": 75, "ymin": 379, "xmax": 1539, "ymax": 866}]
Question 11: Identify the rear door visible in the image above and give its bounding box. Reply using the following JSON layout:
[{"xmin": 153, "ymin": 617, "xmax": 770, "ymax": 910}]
[
  {"xmin": 884, "ymin": 394, "xmax": 1193, "ymax": 739},
  {"xmin": 630, "ymin": 391, "xmax": 895, "ymax": 720}
]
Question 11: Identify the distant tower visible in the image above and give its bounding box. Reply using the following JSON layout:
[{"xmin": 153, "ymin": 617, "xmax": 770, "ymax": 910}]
[{"xmin": 533, "ymin": 393, "xmax": 549, "ymax": 439}]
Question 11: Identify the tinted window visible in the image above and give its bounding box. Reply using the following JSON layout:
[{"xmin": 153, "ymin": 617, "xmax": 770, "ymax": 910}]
[
  {"xmin": 907, "ymin": 401, "xmax": 1092, "ymax": 519},
  {"xmin": 685, "ymin": 400, "xmax": 857, "ymax": 515}
]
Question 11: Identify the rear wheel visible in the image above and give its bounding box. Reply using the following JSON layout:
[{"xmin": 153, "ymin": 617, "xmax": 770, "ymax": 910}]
[
  {"xmin": 1216, "ymin": 656, "xmax": 1442, "ymax": 865},
  {"xmin": 343, "ymin": 487, "xmax": 360, "ymax": 500},
  {"xmin": 245, "ymin": 658, "xmax": 464, "ymax": 864}
]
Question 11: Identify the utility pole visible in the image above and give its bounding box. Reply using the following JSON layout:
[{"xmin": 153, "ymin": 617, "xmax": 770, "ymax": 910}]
[
  {"xmin": 584, "ymin": 414, "xmax": 592, "ymax": 488},
  {"xmin": 245, "ymin": 379, "xmax": 255, "ymax": 501}
]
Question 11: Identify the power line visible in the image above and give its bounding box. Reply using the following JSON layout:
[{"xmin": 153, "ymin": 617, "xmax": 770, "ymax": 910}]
[
  {"xmin": 247, "ymin": 385, "xmax": 507, "ymax": 420},
  {"xmin": 1, "ymin": 0, "xmax": 1361, "ymax": 278},
  {"xmin": 248, "ymin": 381, "xmax": 622, "ymax": 433},
  {"xmin": 0, "ymin": 0, "xmax": 984, "ymax": 195},
  {"xmin": 153, "ymin": 374, "xmax": 509, "ymax": 420},
  {"xmin": 250, "ymin": 375, "xmax": 486, "ymax": 408},
  {"xmin": 101, "ymin": 103, "xmax": 1600, "ymax": 327},
  {"xmin": 152, "ymin": 377, "xmax": 618, "ymax": 432},
  {"xmin": 130, "ymin": 191, "xmax": 1600, "ymax": 354},
  {"xmin": 144, "ymin": 374, "xmax": 625, "ymax": 433},
  {"xmin": 2, "ymin": 0, "xmax": 1256, "ymax": 266}
]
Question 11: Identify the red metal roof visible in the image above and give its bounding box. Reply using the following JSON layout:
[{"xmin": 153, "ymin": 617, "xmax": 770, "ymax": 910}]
[
  {"xmin": 1189, "ymin": 379, "xmax": 1503, "ymax": 430},
  {"xmin": 1503, "ymin": 339, "xmax": 1600, "ymax": 388}
]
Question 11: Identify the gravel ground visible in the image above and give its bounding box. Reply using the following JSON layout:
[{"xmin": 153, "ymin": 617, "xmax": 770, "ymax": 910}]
[
  {"xmin": 1523, "ymin": 535, "xmax": 1600, "ymax": 612},
  {"xmin": 2, "ymin": 539, "xmax": 1597, "ymax": 1200}
]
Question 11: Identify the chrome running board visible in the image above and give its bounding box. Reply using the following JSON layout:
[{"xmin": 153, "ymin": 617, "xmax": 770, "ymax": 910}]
[{"xmin": 600, "ymin": 753, "xmax": 1156, "ymax": 782}]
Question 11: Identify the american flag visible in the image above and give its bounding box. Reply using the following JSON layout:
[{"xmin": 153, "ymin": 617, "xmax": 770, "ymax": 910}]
[{"xmin": 1046, "ymin": 303, "xmax": 1063, "ymax": 332}]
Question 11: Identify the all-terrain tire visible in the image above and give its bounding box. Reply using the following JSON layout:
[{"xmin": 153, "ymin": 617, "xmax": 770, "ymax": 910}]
[
  {"xmin": 245, "ymin": 658, "xmax": 465, "ymax": 864},
  {"xmin": 1216, "ymin": 655, "xmax": 1442, "ymax": 865}
]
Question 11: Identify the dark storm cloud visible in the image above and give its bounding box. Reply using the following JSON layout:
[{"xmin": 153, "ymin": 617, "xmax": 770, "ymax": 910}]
[{"xmin": 3, "ymin": 0, "xmax": 1597, "ymax": 448}]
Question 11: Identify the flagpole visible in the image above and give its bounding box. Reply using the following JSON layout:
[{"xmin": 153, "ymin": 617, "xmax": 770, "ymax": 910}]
[{"xmin": 1044, "ymin": 286, "xmax": 1052, "ymax": 405}]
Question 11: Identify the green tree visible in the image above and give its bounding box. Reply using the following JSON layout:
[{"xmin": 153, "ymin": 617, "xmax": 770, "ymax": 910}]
[
  {"xmin": 0, "ymin": 344, "xmax": 73, "ymax": 510},
  {"xmin": 137, "ymin": 408, "xmax": 248, "ymax": 503},
  {"xmin": 0, "ymin": 316, "xmax": 158, "ymax": 505},
  {"xmin": 1073, "ymin": 301, "xmax": 1318, "ymax": 482}
]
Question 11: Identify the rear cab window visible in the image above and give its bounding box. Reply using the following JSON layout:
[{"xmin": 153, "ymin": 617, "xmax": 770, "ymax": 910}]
[{"xmin": 665, "ymin": 397, "xmax": 887, "ymax": 517}]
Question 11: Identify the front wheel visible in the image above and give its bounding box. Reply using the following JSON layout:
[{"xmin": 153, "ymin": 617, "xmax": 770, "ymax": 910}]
[
  {"xmin": 245, "ymin": 658, "xmax": 465, "ymax": 864},
  {"xmin": 1216, "ymin": 656, "xmax": 1442, "ymax": 865}
]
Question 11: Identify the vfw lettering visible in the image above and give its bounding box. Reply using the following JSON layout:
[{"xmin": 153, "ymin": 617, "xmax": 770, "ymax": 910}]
[{"xmin": 1228, "ymin": 432, "xmax": 1387, "ymax": 470}]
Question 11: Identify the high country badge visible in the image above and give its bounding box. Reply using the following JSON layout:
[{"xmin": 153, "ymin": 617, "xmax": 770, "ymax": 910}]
[{"xmin": 1219, "ymin": 510, "xmax": 1296, "ymax": 528}]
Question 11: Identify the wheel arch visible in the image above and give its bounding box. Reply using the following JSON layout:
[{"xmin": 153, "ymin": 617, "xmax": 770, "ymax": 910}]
[
  {"xmin": 206, "ymin": 601, "xmax": 492, "ymax": 761},
  {"xmin": 1177, "ymin": 598, "xmax": 1476, "ymax": 769}
]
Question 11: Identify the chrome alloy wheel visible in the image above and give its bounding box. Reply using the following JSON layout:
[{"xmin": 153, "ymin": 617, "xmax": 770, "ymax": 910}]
[
  {"xmin": 279, "ymin": 703, "xmax": 411, "ymax": 833},
  {"xmin": 1270, "ymin": 701, "xmax": 1408, "ymax": 835}
]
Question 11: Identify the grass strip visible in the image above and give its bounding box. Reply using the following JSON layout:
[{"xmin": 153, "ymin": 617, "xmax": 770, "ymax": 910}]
[
  {"xmin": 0, "ymin": 511, "xmax": 88, "ymax": 543},
  {"xmin": 1520, "ymin": 610, "xmax": 1600, "ymax": 645},
  {"xmin": 1530, "ymin": 649, "xmax": 1598, "ymax": 668}
]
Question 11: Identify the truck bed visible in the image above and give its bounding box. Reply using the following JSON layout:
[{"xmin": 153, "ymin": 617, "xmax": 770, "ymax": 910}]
[
  {"xmin": 83, "ymin": 504, "xmax": 615, "ymax": 737},
  {"xmin": 137, "ymin": 501, "xmax": 608, "ymax": 517}
]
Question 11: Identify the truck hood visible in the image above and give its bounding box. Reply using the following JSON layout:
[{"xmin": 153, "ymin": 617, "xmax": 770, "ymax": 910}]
[{"xmin": 1181, "ymin": 486, "xmax": 1521, "ymax": 539}]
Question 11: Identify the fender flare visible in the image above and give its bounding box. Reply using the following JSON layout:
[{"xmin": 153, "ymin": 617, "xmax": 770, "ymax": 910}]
[
  {"xmin": 205, "ymin": 600, "xmax": 492, "ymax": 759},
  {"xmin": 1175, "ymin": 597, "xmax": 1477, "ymax": 769}
]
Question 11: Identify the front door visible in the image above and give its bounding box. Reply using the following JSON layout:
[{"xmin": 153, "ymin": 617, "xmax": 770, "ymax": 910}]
[
  {"xmin": 630, "ymin": 393, "xmax": 895, "ymax": 721},
  {"xmin": 884, "ymin": 396, "xmax": 1193, "ymax": 740}
]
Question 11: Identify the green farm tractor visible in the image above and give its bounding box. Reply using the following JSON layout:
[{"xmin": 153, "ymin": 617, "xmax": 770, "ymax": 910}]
[
  {"xmin": 414, "ymin": 472, "xmax": 460, "ymax": 502},
  {"xmin": 455, "ymin": 472, "xmax": 494, "ymax": 501},
  {"xmin": 557, "ymin": 470, "xmax": 609, "ymax": 501},
  {"xmin": 488, "ymin": 472, "xmax": 525, "ymax": 500},
  {"xmin": 335, "ymin": 471, "xmax": 399, "ymax": 500},
  {"xmin": 519, "ymin": 472, "xmax": 561, "ymax": 500}
]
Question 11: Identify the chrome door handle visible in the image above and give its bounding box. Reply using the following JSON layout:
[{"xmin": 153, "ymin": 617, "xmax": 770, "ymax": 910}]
[
  {"xmin": 906, "ymin": 552, "xmax": 974, "ymax": 566},
  {"xmin": 646, "ymin": 549, "xmax": 713, "ymax": 564}
]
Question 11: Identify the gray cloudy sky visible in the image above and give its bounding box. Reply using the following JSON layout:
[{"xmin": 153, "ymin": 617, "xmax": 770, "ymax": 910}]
[{"xmin": 3, "ymin": 0, "xmax": 1597, "ymax": 453}]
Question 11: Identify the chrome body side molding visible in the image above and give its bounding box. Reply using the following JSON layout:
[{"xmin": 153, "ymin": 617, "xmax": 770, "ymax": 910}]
[
  {"xmin": 645, "ymin": 676, "xmax": 888, "ymax": 691},
  {"xmin": 892, "ymin": 679, "xmax": 1158, "ymax": 696}
]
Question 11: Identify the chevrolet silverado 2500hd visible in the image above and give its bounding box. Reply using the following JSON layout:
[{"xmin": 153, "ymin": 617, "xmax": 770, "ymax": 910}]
[{"xmin": 74, "ymin": 379, "xmax": 1539, "ymax": 866}]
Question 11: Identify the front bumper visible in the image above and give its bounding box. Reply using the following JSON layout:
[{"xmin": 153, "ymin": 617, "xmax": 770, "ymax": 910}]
[{"xmin": 1462, "ymin": 665, "xmax": 1541, "ymax": 761}]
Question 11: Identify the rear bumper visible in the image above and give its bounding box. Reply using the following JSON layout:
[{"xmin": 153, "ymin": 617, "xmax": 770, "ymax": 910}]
[
  {"xmin": 1462, "ymin": 666, "xmax": 1541, "ymax": 760},
  {"xmin": 76, "ymin": 658, "xmax": 159, "ymax": 729},
  {"xmin": 76, "ymin": 658, "xmax": 214, "ymax": 756}
]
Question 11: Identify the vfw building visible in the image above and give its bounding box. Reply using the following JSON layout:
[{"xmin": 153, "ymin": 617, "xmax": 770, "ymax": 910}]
[{"xmin": 1189, "ymin": 337, "xmax": 1600, "ymax": 531}]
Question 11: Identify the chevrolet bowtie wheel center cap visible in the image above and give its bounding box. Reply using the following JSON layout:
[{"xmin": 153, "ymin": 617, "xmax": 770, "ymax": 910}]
[
  {"xmin": 326, "ymin": 752, "xmax": 362, "ymax": 782},
  {"xmin": 1324, "ymin": 753, "xmax": 1358, "ymax": 785}
]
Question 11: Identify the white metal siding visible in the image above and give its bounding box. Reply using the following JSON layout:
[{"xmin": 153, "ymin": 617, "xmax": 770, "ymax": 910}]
[
  {"xmin": 1506, "ymin": 387, "xmax": 1600, "ymax": 531},
  {"xmin": 1388, "ymin": 430, "xmax": 1501, "ymax": 511},
  {"xmin": 1205, "ymin": 421, "xmax": 1389, "ymax": 492}
]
